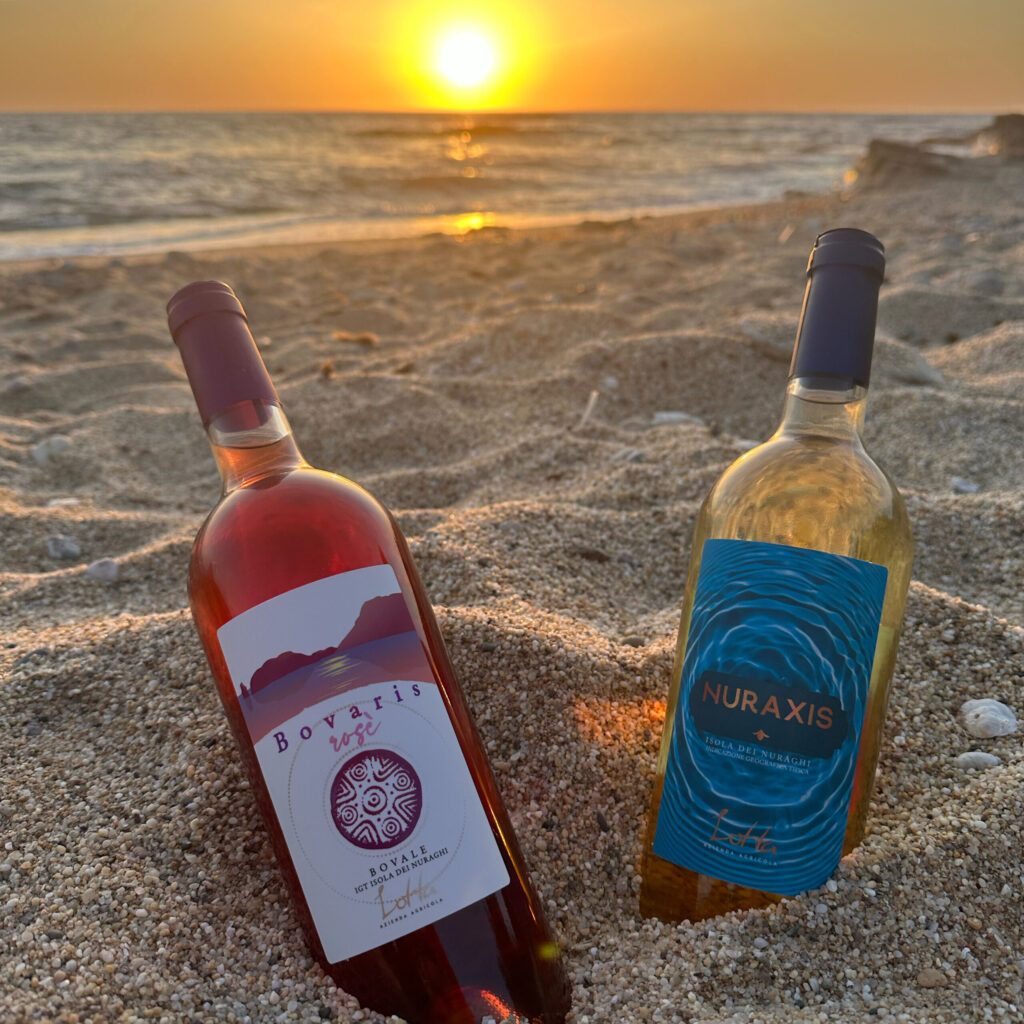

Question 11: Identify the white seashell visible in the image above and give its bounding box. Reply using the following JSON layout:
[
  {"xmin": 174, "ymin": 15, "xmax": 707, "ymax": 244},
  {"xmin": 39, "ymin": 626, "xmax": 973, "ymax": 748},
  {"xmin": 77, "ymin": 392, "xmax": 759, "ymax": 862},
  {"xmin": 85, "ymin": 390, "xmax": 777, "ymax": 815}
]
[
  {"xmin": 32, "ymin": 435, "xmax": 72, "ymax": 465},
  {"xmin": 959, "ymin": 698, "xmax": 1018, "ymax": 739}
]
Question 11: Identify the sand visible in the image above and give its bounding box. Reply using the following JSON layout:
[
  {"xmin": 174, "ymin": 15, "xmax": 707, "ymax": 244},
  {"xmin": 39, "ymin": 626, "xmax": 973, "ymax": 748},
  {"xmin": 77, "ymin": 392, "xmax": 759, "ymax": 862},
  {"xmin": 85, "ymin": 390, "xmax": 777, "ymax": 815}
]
[{"xmin": 1, "ymin": 149, "xmax": 1022, "ymax": 1024}]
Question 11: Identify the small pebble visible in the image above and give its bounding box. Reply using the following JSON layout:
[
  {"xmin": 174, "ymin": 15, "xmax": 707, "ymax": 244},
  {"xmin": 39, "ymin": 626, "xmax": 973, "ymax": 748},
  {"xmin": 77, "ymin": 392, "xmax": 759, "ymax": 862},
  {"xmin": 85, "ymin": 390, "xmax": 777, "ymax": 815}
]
[
  {"xmin": 612, "ymin": 447, "xmax": 645, "ymax": 463},
  {"xmin": 332, "ymin": 330, "xmax": 379, "ymax": 348},
  {"xmin": 85, "ymin": 558, "xmax": 120, "ymax": 583},
  {"xmin": 571, "ymin": 546, "xmax": 610, "ymax": 563},
  {"xmin": 45, "ymin": 534, "xmax": 81, "ymax": 560},
  {"xmin": 960, "ymin": 698, "xmax": 1018, "ymax": 738},
  {"xmin": 950, "ymin": 476, "xmax": 981, "ymax": 494},
  {"xmin": 955, "ymin": 750, "xmax": 1001, "ymax": 769},
  {"xmin": 652, "ymin": 410, "xmax": 704, "ymax": 427},
  {"xmin": 916, "ymin": 968, "xmax": 949, "ymax": 989}
]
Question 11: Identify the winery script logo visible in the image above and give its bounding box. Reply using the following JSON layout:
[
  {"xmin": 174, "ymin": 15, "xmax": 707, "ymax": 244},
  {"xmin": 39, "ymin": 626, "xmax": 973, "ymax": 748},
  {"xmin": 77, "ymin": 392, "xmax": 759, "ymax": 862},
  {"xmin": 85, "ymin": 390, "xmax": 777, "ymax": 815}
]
[{"xmin": 689, "ymin": 670, "xmax": 850, "ymax": 758}]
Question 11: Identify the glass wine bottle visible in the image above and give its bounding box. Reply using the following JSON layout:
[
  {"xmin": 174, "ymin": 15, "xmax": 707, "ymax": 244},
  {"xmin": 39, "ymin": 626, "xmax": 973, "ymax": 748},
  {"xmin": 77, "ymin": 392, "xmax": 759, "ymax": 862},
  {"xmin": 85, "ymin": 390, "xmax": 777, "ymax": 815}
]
[
  {"xmin": 167, "ymin": 281, "xmax": 570, "ymax": 1023},
  {"xmin": 639, "ymin": 229, "xmax": 913, "ymax": 922}
]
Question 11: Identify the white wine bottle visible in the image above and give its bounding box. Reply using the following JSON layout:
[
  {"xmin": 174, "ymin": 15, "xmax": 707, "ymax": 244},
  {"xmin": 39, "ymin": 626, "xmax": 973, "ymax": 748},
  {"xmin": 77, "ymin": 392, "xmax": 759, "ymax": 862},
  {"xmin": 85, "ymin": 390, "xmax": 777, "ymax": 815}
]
[{"xmin": 640, "ymin": 228, "xmax": 913, "ymax": 921}]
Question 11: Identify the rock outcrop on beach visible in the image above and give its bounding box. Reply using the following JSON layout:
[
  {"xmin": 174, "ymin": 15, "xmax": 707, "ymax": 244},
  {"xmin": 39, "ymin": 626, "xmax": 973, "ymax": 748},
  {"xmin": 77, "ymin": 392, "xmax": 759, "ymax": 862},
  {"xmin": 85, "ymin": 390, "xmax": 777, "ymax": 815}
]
[
  {"xmin": 972, "ymin": 113, "xmax": 1024, "ymax": 158},
  {"xmin": 851, "ymin": 139, "xmax": 961, "ymax": 188},
  {"xmin": 1, "ymin": 136, "xmax": 1022, "ymax": 1024},
  {"xmin": 850, "ymin": 113, "xmax": 1024, "ymax": 191}
]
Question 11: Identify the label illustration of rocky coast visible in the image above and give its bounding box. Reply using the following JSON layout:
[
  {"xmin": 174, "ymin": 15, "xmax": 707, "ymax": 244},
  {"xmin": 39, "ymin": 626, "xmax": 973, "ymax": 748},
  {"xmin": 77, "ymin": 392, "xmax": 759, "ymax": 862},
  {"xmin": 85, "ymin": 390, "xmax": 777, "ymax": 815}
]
[
  {"xmin": 217, "ymin": 564, "xmax": 509, "ymax": 963},
  {"xmin": 653, "ymin": 538, "xmax": 888, "ymax": 896}
]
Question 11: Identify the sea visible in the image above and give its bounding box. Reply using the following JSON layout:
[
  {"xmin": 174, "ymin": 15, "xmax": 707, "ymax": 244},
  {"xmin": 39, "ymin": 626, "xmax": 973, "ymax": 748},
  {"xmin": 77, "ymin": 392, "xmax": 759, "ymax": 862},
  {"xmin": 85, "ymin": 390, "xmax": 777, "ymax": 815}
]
[{"xmin": 0, "ymin": 111, "xmax": 986, "ymax": 261}]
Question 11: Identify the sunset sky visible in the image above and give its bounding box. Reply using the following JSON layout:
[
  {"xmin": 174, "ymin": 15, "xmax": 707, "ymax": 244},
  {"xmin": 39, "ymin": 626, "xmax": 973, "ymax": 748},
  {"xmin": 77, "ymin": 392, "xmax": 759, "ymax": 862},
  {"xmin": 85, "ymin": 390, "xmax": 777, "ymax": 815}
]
[{"xmin": 1, "ymin": 0, "xmax": 1021, "ymax": 113}]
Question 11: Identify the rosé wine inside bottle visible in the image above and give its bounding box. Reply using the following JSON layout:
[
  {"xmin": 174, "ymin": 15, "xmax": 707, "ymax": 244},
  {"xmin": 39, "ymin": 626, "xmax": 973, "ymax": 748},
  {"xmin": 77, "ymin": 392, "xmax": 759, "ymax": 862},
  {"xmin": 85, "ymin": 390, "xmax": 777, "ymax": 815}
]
[{"xmin": 167, "ymin": 281, "xmax": 570, "ymax": 1023}]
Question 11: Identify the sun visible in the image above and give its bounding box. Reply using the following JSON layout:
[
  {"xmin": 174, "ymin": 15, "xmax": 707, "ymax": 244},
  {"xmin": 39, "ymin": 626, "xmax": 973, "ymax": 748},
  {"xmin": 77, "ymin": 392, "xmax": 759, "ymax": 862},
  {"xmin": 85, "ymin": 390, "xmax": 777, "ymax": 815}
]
[
  {"xmin": 390, "ymin": 2, "xmax": 544, "ymax": 110},
  {"xmin": 433, "ymin": 26, "xmax": 498, "ymax": 91}
]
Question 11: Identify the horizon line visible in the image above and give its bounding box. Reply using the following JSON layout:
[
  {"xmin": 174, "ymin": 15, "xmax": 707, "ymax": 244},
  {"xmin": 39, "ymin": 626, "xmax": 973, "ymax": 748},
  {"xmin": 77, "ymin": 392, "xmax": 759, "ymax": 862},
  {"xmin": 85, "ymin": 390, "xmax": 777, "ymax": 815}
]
[{"xmin": 0, "ymin": 106, "xmax": 1014, "ymax": 118}]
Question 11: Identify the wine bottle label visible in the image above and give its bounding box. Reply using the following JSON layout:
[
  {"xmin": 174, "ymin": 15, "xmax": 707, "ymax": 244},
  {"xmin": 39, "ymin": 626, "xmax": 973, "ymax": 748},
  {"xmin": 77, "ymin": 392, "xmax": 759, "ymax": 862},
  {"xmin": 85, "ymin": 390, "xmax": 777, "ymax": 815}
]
[
  {"xmin": 217, "ymin": 564, "xmax": 510, "ymax": 963},
  {"xmin": 652, "ymin": 538, "xmax": 888, "ymax": 896}
]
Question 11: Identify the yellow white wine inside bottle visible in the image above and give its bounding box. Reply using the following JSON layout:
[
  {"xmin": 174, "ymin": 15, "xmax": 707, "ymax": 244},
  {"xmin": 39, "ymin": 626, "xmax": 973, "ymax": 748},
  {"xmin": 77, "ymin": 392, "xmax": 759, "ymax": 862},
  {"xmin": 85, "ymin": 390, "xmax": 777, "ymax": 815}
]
[{"xmin": 639, "ymin": 229, "xmax": 913, "ymax": 922}]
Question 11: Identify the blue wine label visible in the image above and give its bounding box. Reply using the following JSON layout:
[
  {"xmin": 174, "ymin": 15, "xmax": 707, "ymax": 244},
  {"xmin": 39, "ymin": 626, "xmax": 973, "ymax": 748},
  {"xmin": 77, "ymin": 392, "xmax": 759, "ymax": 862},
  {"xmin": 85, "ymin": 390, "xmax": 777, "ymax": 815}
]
[{"xmin": 652, "ymin": 538, "xmax": 888, "ymax": 896}]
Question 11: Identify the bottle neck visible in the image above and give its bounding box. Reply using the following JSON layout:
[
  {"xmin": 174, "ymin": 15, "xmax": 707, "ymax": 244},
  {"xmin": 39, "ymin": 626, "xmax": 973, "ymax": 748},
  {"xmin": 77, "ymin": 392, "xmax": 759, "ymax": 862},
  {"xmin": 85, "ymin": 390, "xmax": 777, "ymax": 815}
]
[
  {"xmin": 166, "ymin": 283, "xmax": 302, "ymax": 491},
  {"xmin": 776, "ymin": 377, "xmax": 867, "ymax": 442},
  {"xmin": 780, "ymin": 234, "xmax": 883, "ymax": 443},
  {"xmin": 789, "ymin": 261, "xmax": 882, "ymax": 390},
  {"xmin": 208, "ymin": 399, "xmax": 305, "ymax": 491}
]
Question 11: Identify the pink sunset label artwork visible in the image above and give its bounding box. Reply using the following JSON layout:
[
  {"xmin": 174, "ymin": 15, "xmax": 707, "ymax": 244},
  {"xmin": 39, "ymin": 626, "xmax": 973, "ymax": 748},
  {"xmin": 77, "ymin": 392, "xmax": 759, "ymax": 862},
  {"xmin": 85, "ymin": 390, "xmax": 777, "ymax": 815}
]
[{"xmin": 236, "ymin": 585, "xmax": 434, "ymax": 746}]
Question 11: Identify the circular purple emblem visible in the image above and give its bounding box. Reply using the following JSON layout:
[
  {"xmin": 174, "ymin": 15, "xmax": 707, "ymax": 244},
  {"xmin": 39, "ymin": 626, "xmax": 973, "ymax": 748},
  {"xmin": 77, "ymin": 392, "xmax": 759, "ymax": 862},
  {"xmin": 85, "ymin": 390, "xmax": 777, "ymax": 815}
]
[{"xmin": 330, "ymin": 749, "xmax": 423, "ymax": 850}]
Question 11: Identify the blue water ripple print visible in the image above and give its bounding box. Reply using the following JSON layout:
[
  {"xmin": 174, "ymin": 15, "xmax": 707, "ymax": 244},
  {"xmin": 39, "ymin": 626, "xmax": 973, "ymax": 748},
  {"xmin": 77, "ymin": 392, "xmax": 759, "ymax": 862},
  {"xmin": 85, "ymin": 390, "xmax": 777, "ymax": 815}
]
[{"xmin": 652, "ymin": 538, "xmax": 888, "ymax": 896}]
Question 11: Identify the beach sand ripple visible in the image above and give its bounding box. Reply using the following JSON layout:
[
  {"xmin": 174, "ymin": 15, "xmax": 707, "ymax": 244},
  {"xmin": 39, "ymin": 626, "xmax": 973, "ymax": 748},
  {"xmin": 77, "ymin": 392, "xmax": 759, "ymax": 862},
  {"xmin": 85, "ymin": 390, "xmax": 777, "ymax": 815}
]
[{"xmin": 1, "ymin": 160, "xmax": 1022, "ymax": 1023}]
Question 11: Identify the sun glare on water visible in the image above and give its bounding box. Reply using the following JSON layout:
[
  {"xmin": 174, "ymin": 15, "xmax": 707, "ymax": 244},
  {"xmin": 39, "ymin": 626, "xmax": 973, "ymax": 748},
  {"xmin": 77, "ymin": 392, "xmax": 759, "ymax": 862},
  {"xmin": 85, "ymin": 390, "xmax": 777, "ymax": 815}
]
[{"xmin": 434, "ymin": 27, "xmax": 498, "ymax": 90}]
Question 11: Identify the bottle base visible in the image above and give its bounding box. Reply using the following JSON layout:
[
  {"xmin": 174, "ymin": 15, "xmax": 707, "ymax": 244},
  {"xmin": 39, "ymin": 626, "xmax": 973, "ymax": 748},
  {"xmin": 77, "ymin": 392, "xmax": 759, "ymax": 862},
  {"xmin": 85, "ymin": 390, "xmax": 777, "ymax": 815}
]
[
  {"xmin": 639, "ymin": 858, "xmax": 782, "ymax": 923},
  {"xmin": 323, "ymin": 947, "xmax": 570, "ymax": 1024}
]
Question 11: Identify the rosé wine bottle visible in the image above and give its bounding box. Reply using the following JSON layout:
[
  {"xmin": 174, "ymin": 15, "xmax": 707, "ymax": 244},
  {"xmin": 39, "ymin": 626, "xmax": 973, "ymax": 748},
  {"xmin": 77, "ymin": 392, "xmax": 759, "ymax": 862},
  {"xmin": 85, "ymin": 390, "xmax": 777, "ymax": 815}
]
[{"xmin": 167, "ymin": 281, "xmax": 569, "ymax": 1023}]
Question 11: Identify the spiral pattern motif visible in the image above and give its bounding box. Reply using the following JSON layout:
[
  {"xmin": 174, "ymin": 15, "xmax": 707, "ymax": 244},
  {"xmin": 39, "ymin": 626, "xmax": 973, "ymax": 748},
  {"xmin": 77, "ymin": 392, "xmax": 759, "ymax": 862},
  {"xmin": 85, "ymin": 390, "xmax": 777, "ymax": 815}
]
[{"xmin": 330, "ymin": 749, "xmax": 423, "ymax": 850}]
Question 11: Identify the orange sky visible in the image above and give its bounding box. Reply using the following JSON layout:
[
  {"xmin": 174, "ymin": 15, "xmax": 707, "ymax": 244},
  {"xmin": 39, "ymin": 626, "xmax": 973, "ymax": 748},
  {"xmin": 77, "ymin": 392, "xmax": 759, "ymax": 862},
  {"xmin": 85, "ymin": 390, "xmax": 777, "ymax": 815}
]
[{"xmin": 1, "ymin": 0, "xmax": 1021, "ymax": 112}]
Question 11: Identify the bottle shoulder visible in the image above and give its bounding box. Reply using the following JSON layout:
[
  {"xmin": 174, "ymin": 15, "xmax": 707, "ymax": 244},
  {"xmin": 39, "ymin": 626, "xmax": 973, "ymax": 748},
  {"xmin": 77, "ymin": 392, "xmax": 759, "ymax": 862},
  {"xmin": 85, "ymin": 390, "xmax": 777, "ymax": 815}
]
[
  {"xmin": 709, "ymin": 434, "xmax": 904, "ymax": 514},
  {"xmin": 197, "ymin": 466, "xmax": 388, "ymax": 542},
  {"xmin": 190, "ymin": 466, "xmax": 400, "ymax": 616},
  {"xmin": 701, "ymin": 433, "xmax": 912, "ymax": 562}
]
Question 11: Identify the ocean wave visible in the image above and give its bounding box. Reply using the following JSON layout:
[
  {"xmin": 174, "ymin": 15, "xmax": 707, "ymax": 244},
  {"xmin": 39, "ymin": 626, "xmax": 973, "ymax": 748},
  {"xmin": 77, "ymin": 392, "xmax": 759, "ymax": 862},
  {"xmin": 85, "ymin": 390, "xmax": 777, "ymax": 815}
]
[
  {"xmin": 0, "ymin": 111, "xmax": 988, "ymax": 259},
  {"xmin": 353, "ymin": 121, "xmax": 557, "ymax": 139},
  {"xmin": 395, "ymin": 173, "xmax": 505, "ymax": 191},
  {"xmin": 0, "ymin": 204, "xmax": 289, "ymax": 233}
]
